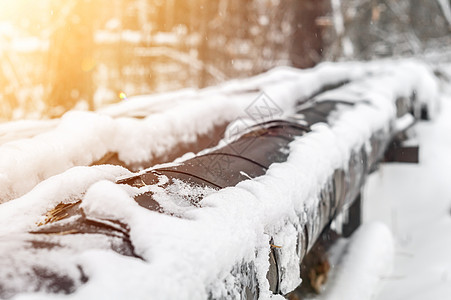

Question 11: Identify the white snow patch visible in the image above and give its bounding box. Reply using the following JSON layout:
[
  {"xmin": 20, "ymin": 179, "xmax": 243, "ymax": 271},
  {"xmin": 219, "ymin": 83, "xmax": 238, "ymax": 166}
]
[
  {"xmin": 365, "ymin": 96, "xmax": 451, "ymax": 300},
  {"xmin": 316, "ymin": 222, "xmax": 394, "ymax": 300}
]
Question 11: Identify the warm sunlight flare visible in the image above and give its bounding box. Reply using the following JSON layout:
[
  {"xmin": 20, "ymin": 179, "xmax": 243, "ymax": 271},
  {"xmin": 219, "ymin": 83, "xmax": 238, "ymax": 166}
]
[{"xmin": 1, "ymin": 0, "xmax": 328, "ymax": 121}]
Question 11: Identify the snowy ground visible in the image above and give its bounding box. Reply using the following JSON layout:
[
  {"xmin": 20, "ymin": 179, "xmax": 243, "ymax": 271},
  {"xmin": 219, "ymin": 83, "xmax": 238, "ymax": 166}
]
[
  {"xmin": 313, "ymin": 222, "xmax": 394, "ymax": 300},
  {"xmin": 304, "ymin": 95, "xmax": 451, "ymax": 300},
  {"xmin": 364, "ymin": 96, "xmax": 451, "ymax": 299}
]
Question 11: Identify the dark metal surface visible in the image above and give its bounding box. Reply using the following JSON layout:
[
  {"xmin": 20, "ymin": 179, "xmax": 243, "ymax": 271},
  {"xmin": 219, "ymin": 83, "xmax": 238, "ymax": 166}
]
[{"xmin": 384, "ymin": 142, "xmax": 420, "ymax": 163}]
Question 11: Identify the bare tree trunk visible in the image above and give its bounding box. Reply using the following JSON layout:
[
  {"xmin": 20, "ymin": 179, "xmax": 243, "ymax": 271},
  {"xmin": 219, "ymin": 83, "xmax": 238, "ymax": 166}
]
[
  {"xmin": 46, "ymin": 0, "xmax": 95, "ymax": 115},
  {"xmin": 290, "ymin": 0, "xmax": 329, "ymax": 68},
  {"xmin": 198, "ymin": 0, "xmax": 209, "ymax": 88}
]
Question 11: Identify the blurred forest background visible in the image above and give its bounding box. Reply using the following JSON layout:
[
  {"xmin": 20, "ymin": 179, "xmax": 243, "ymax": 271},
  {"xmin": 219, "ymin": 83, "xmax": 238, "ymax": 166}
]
[{"xmin": 1, "ymin": 0, "xmax": 451, "ymax": 120}]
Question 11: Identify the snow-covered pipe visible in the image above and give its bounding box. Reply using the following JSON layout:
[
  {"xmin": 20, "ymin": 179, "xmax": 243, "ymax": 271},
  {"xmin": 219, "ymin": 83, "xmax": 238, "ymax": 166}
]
[{"xmin": 0, "ymin": 59, "xmax": 440, "ymax": 299}]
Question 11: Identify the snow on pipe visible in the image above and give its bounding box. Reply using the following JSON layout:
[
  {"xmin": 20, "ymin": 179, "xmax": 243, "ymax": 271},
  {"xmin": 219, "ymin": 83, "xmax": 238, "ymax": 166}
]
[
  {"xmin": 0, "ymin": 59, "xmax": 432, "ymax": 203},
  {"xmin": 0, "ymin": 60, "xmax": 440, "ymax": 299}
]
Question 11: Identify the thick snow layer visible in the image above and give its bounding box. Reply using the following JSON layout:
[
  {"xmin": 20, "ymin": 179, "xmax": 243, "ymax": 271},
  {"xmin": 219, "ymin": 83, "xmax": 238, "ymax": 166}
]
[
  {"xmin": 0, "ymin": 165, "xmax": 131, "ymax": 235},
  {"xmin": 0, "ymin": 63, "xmax": 354, "ymax": 202},
  {"xmin": 316, "ymin": 222, "xmax": 394, "ymax": 300},
  {"xmin": 364, "ymin": 97, "xmax": 451, "ymax": 300},
  {"xmin": 0, "ymin": 60, "xmax": 440, "ymax": 299},
  {"xmin": 0, "ymin": 60, "xmax": 439, "ymax": 203},
  {"xmin": 0, "ymin": 119, "xmax": 59, "ymax": 145}
]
